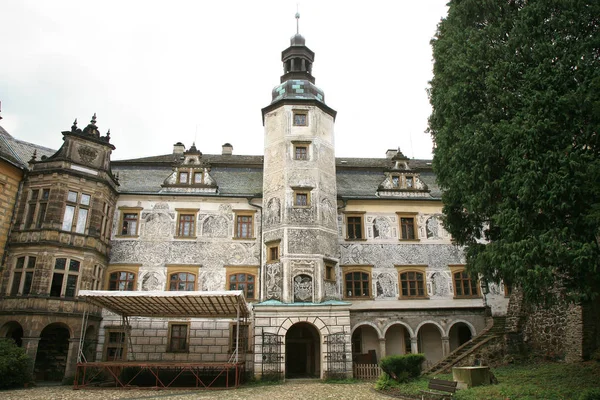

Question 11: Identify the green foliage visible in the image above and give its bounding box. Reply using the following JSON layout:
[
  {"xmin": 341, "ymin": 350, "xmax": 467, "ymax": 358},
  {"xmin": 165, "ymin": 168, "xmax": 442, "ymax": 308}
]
[
  {"xmin": 0, "ymin": 339, "xmax": 32, "ymax": 389},
  {"xmin": 379, "ymin": 353, "xmax": 426, "ymax": 383},
  {"xmin": 374, "ymin": 372, "xmax": 402, "ymax": 390},
  {"xmin": 580, "ymin": 388, "xmax": 600, "ymax": 400},
  {"xmin": 428, "ymin": 0, "xmax": 600, "ymax": 304}
]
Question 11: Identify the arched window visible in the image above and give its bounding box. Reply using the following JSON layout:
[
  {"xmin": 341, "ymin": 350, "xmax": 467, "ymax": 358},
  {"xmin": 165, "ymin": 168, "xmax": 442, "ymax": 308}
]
[
  {"xmin": 343, "ymin": 267, "xmax": 372, "ymax": 299},
  {"xmin": 451, "ymin": 267, "xmax": 480, "ymax": 298},
  {"xmin": 169, "ymin": 272, "xmax": 196, "ymax": 291}
]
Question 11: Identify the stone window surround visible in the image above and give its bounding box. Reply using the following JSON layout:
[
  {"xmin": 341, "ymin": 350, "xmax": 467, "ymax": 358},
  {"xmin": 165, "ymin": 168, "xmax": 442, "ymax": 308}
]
[
  {"xmin": 165, "ymin": 265, "xmax": 200, "ymax": 291},
  {"xmin": 342, "ymin": 265, "xmax": 374, "ymax": 300},
  {"xmin": 61, "ymin": 189, "xmax": 91, "ymax": 234},
  {"xmin": 292, "ymin": 186, "xmax": 312, "ymax": 208},
  {"xmin": 167, "ymin": 321, "xmax": 190, "ymax": 353},
  {"xmin": 225, "ymin": 265, "xmax": 259, "ymax": 301},
  {"xmin": 449, "ymin": 264, "xmax": 481, "ymax": 299},
  {"xmin": 116, "ymin": 206, "xmax": 143, "ymax": 238},
  {"xmin": 23, "ymin": 187, "xmax": 50, "ymax": 229},
  {"xmin": 343, "ymin": 211, "xmax": 366, "ymax": 241},
  {"xmin": 175, "ymin": 208, "xmax": 199, "ymax": 239},
  {"xmin": 291, "ymin": 140, "xmax": 311, "ymax": 161},
  {"xmin": 100, "ymin": 201, "xmax": 113, "ymax": 240},
  {"xmin": 292, "ymin": 110, "xmax": 308, "ymax": 127},
  {"xmin": 391, "ymin": 173, "xmax": 417, "ymax": 190},
  {"xmin": 229, "ymin": 321, "xmax": 251, "ymax": 354},
  {"xmin": 8, "ymin": 254, "xmax": 37, "ymax": 296},
  {"xmin": 233, "ymin": 209, "xmax": 256, "ymax": 240},
  {"xmin": 324, "ymin": 259, "xmax": 336, "ymax": 282},
  {"xmin": 395, "ymin": 265, "xmax": 429, "ymax": 299},
  {"xmin": 396, "ymin": 212, "xmax": 419, "ymax": 241},
  {"xmin": 104, "ymin": 264, "xmax": 141, "ymax": 291},
  {"xmin": 266, "ymin": 240, "xmax": 280, "ymax": 263}
]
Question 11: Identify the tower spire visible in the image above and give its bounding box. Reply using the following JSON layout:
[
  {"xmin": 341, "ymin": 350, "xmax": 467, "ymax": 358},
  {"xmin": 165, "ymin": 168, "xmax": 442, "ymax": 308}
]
[{"xmin": 295, "ymin": 6, "xmax": 300, "ymax": 34}]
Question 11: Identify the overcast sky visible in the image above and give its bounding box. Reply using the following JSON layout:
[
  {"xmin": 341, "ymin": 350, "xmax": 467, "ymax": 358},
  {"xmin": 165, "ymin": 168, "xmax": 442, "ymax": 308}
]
[{"xmin": 0, "ymin": 1, "xmax": 448, "ymax": 161}]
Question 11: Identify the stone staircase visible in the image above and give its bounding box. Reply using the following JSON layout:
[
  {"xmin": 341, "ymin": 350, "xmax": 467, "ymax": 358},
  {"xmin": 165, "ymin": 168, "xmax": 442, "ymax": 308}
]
[{"xmin": 423, "ymin": 316, "xmax": 507, "ymax": 375}]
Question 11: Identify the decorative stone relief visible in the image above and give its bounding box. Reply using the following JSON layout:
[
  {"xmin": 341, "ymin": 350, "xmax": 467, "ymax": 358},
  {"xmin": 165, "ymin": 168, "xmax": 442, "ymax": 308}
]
[
  {"xmin": 266, "ymin": 198, "xmax": 281, "ymax": 226},
  {"xmin": 200, "ymin": 269, "xmax": 224, "ymax": 291},
  {"xmin": 373, "ymin": 217, "xmax": 392, "ymax": 239},
  {"xmin": 142, "ymin": 212, "xmax": 173, "ymax": 239},
  {"xmin": 289, "ymin": 206, "xmax": 314, "ymax": 224},
  {"xmin": 202, "ymin": 215, "xmax": 228, "ymax": 238},
  {"xmin": 324, "ymin": 280, "xmax": 338, "ymax": 300},
  {"xmin": 203, "ymin": 169, "xmax": 216, "ymax": 186},
  {"xmin": 290, "ymin": 260, "xmax": 316, "ymax": 276},
  {"xmin": 141, "ymin": 271, "xmax": 164, "ymax": 291},
  {"xmin": 78, "ymin": 145, "xmax": 98, "ymax": 164},
  {"xmin": 218, "ymin": 204, "xmax": 233, "ymax": 219},
  {"xmin": 428, "ymin": 271, "xmax": 452, "ymax": 297},
  {"xmin": 320, "ymin": 197, "xmax": 335, "ymax": 226},
  {"xmin": 265, "ymin": 262, "xmax": 282, "ymax": 300},
  {"xmin": 375, "ymin": 271, "xmax": 397, "ymax": 298},
  {"xmin": 288, "ymin": 229, "xmax": 337, "ymax": 256},
  {"xmin": 293, "ymin": 274, "xmax": 313, "ymax": 303}
]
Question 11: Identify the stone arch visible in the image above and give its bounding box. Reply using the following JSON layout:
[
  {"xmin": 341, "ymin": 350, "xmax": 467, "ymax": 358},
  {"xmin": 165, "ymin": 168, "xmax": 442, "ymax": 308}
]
[
  {"xmin": 448, "ymin": 320, "xmax": 476, "ymax": 352},
  {"xmin": 277, "ymin": 316, "xmax": 330, "ymax": 337},
  {"xmin": 446, "ymin": 319, "xmax": 476, "ymax": 337},
  {"xmin": 0, "ymin": 320, "xmax": 24, "ymax": 347},
  {"xmin": 351, "ymin": 321, "xmax": 383, "ymax": 339},
  {"xmin": 35, "ymin": 322, "xmax": 72, "ymax": 381},
  {"xmin": 285, "ymin": 321, "xmax": 322, "ymax": 378},
  {"xmin": 382, "ymin": 321, "xmax": 415, "ymax": 338},
  {"xmin": 415, "ymin": 320, "xmax": 445, "ymax": 337}
]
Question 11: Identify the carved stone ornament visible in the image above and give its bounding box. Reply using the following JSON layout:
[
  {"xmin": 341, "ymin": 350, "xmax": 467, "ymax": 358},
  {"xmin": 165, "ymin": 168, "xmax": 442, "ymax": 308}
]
[
  {"xmin": 78, "ymin": 145, "xmax": 98, "ymax": 164},
  {"xmin": 202, "ymin": 215, "xmax": 228, "ymax": 238},
  {"xmin": 266, "ymin": 263, "xmax": 282, "ymax": 300},
  {"xmin": 141, "ymin": 272, "xmax": 163, "ymax": 291},
  {"xmin": 293, "ymin": 274, "xmax": 313, "ymax": 303},
  {"xmin": 375, "ymin": 272, "xmax": 396, "ymax": 298},
  {"xmin": 266, "ymin": 198, "xmax": 281, "ymax": 225}
]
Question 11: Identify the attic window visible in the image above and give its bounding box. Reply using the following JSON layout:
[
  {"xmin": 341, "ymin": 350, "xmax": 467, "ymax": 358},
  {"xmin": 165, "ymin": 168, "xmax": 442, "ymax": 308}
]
[{"xmin": 178, "ymin": 172, "xmax": 189, "ymax": 184}]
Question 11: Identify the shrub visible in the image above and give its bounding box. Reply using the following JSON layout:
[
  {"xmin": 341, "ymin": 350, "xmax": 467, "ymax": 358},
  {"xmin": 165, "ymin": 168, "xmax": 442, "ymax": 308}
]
[
  {"xmin": 580, "ymin": 388, "xmax": 600, "ymax": 400},
  {"xmin": 375, "ymin": 372, "xmax": 402, "ymax": 390},
  {"xmin": 379, "ymin": 354, "xmax": 426, "ymax": 383},
  {"xmin": 0, "ymin": 338, "xmax": 32, "ymax": 389}
]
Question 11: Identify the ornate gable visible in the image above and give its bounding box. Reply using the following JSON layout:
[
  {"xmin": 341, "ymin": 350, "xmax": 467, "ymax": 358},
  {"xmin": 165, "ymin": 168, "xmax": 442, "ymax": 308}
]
[{"xmin": 160, "ymin": 143, "xmax": 218, "ymax": 194}]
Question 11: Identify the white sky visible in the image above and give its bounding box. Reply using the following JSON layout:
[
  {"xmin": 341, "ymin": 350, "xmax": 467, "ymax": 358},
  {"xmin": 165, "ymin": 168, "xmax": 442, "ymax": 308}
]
[{"xmin": 0, "ymin": 0, "xmax": 448, "ymax": 161}]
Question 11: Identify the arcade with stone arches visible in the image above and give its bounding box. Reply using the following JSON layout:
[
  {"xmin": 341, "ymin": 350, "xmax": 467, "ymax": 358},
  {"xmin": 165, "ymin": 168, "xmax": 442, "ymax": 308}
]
[{"xmin": 350, "ymin": 317, "xmax": 478, "ymax": 368}]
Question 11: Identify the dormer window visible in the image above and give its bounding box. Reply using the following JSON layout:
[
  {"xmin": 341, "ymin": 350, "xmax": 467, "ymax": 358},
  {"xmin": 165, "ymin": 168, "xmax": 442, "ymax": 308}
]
[
  {"xmin": 392, "ymin": 176, "xmax": 400, "ymax": 188},
  {"xmin": 193, "ymin": 172, "xmax": 203, "ymax": 184},
  {"xmin": 406, "ymin": 176, "xmax": 414, "ymax": 188}
]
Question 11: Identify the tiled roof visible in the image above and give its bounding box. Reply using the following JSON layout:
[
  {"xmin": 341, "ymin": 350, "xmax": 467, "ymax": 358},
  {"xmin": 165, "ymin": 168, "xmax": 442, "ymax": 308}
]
[{"xmin": 0, "ymin": 126, "xmax": 56, "ymax": 168}]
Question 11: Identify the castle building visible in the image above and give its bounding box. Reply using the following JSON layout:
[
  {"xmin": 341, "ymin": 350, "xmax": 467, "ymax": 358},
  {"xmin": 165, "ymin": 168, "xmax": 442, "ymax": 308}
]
[{"xmin": 0, "ymin": 27, "xmax": 509, "ymax": 382}]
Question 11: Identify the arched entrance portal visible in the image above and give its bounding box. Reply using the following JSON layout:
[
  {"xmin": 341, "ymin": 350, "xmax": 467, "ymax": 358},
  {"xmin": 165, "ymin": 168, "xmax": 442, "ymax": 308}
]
[
  {"xmin": 449, "ymin": 322, "xmax": 473, "ymax": 352},
  {"xmin": 1, "ymin": 321, "xmax": 24, "ymax": 347},
  {"xmin": 34, "ymin": 323, "xmax": 70, "ymax": 381},
  {"xmin": 285, "ymin": 322, "xmax": 320, "ymax": 378},
  {"xmin": 417, "ymin": 323, "xmax": 443, "ymax": 368}
]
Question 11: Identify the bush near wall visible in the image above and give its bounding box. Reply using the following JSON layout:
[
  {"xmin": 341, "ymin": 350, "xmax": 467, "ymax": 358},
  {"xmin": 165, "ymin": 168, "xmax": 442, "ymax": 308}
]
[
  {"xmin": 379, "ymin": 354, "xmax": 426, "ymax": 383},
  {"xmin": 0, "ymin": 339, "xmax": 32, "ymax": 389}
]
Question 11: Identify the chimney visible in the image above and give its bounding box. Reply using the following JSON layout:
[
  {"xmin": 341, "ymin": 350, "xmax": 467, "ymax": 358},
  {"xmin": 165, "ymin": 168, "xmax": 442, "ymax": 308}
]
[
  {"xmin": 222, "ymin": 143, "xmax": 233, "ymax": 155},
  {"xmin": 386, "ymin": 149, "xmax": 398, "ymax": 159},
  {"xmin": 173, "ymin": 142, "xmax": 185, "ymax": 154}
]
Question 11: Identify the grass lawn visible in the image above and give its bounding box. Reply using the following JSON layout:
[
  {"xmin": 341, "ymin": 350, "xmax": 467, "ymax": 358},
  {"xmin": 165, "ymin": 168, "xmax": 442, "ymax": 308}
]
[{"xmin": 378, "ymin": 361, "xmax": 600, "ymax": 400}]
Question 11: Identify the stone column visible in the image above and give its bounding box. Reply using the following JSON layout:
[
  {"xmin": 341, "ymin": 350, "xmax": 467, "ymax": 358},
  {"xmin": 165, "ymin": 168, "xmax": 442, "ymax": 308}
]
[
  {"xmin": 441, "ymin": 336, "xmax": 450, "ymax": 357},
  {"xmin": 378, "ymin": 338, "xmax": 386, "ymax": 360},
  {"xmin": 410, "ymin": 337, "xmax": 418, "ymax": 354},
  {"xmin": 21, "ymin": 337, "xmax": 41, "ymax": 376},
  {"xmin": 63, "ymin": 338, "xmax": 80, "ymax": 380}
]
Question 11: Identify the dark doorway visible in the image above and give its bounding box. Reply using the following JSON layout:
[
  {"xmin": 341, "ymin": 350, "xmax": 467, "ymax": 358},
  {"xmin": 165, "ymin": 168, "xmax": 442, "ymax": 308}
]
[
  {"xmin": 285, "ymin": 322, "xmax": 320, "ymax": 378},
  {"xmin": 1, "ymin": 321, "xmax": 24, "ymax": 347},
  {"xmin": 449, "ymin": 322, "xmax": 473, "ymax": 352},
  {"xmin": 35, "ymin": 323, "xmax": 70, "ymax": 381}
]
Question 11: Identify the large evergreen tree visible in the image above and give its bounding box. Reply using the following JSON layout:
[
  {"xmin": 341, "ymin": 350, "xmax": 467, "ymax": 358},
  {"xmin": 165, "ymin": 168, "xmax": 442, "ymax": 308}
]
[{"xmin": 428, "ymin": 0, "xmax": 600, "ymax": 303}]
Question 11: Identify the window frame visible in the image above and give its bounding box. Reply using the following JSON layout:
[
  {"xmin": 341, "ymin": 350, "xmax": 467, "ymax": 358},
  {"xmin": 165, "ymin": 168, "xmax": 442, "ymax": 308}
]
[
  {"xmin": 117, "ymin": 206, "xmax": 142, "ymax": 238},
  {"xmin": 266, "ymin": 241, "xmax": 280, "ymax": 263},
  {"xmin": 165, "ymin": 265, "xmax": 200, "ymax": 291},
  {"xmin": 61, "ymin": 190, "xmax": 91, "ymax": 234},
  {"xmin": 229, "ymin": 322, "xmax": 251, "ymax": 354},
  {"xmin": 175, "ymin": 208, "xmax": 199, "ymax": 239},
  {"xmin": 449, "ymin": 265, "xmax": 481, "ymax": 298},
  {"xmin": 49, "ymin": 257, "xmax": 82, "ymax": 298},
  {"xmin": 233, "ymin": 210, "xmax": 256, "ymax": 239},
  {"xmin": 167, "ymin": 322, "xmax": 190, "ymax": 353},
  {"xmin": 396, "ymin": 212, "xmax": 419, "ymax": 241},
  {"xmin": 103, "ymin": 327, "xmax": 128, "ymax": 361},
  {"xmin": 104, "ymin": 264, "xmax": 141, "ymax": 291},
  {"xmin": 342, "ymin": 265, "xmax": 373, "ymax": 300},
  {"xmin": 344, "ymin": 212, "xmax": 366, "ymax": 241},
  {"xmin": 292, "ymin": 110, "xmax": 308, "ymax": 126},
  {"xmin": 225, "ymin": 266, "xmax": 259, "ymax": 301},
  {"xmin": 9, "ymin": 255, "xmax": 37, "ymax": 296},
  {"xmin": 293, "ymin": 189, "xmax": 311, "ymax": 208},
  {"xmin": 292, "ymin": 141, "xmax": 311, "ymax": 161},
  {"xmin": 324, "ymin": 260, "xmax": 336, "ymax": 282},
  {"xmin": 395, "ymin": 265, "xmax": 429, "ymax": 299}
]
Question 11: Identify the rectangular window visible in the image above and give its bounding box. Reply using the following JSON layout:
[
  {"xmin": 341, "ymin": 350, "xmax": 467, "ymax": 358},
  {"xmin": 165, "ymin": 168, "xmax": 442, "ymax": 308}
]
[
  {"xmin": 295, "ymin": 145, "xmax": 308, "ymax": 160},
  {"xmin": 61, "ymin": 190, "xmax": 90, "ymax": 233},
  {"xmin": 101, "ymin": 203, "xmax": 112, "ymax": 240},
  {"xmin": 194, "ymin": 172, "xmax": 203, "ymax": 184},
  {"xmin": 234, "ymin": 212, "xmax": 255, "ymax": 239},
  {"xmin": 346, "ymin": 214, "xmax": 365, "ymax": 240},
  {"xmin": 9, "ymin": 256, "xmax": 37, "ymax": 296},
  {"xmin": 104, "ymin": 329, "xmax": 127, "ymax": 361},
  {"xmin": 175, "ymin": 209, "xmax": 198, "ymax": 238},
  {"xmin": 230, "ymin": 322, "xmax": 250, "ymax": 354},
  {"xmin": 343, "ymin": 266, "xmax": 373, "ymax": 299},
  {"xmin": 293, "ymin": 112, "xmax": 308, "ymax": 126},
  {"xmin": 168, "ymin": 323, "xmax": 189, "ymax": 352},
  {"xmin": 294, "ymin": 191, "xmax": 310, "ymax": 207},
  {"xmin": 49, "ymin": 258, "xmax": 80, "ymax": 297},
  {"xmin": 178, "ymin": 172, "xmax": 189, "ymax": 184},
  {"xmin": 397, "ymin": 213, "xmax": 419, "ymax": 241},
  {"xmin": 118, "ymin": 207, "xmax": 141, "ymax": 237},
  {"xmin": 92, "ymin": 264, "xmax": 103, "ymax": 290},
  {"xmin": 325, "ymin": 262, "xmax": 335, "ymax": 281},
  {"xmin": 267, "ymin": 242, "xmax": 280, "ymax": 263},
  {"xmin": 10, "ymin": 272, "xmax": 22, "ymax": 296}
]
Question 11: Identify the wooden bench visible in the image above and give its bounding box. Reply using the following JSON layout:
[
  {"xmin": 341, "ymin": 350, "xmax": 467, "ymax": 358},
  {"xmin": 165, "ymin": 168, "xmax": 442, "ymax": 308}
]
[{"xmin": 420, "ymin": 378, "xmax": 458, "ymax": 399}]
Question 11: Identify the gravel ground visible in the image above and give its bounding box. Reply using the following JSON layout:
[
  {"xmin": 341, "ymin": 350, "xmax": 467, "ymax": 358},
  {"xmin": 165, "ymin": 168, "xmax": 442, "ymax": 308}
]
[{"xmin": 0, "ymin": 381, "xmax": 390, "ymax": 400}]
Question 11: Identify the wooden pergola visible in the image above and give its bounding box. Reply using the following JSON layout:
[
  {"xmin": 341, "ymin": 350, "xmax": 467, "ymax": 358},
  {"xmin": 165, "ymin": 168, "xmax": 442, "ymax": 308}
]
[{"xmin": 74, "ymin": 290, "xmax": 250, "ymax": 390}]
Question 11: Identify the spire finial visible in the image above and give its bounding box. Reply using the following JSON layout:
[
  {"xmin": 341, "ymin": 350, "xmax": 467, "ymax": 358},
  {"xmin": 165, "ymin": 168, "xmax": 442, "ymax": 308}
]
[
  {"xmin": 295, "ymin": 5, "xmax": 300, "ymax": 35},
  {"xmin": 91, "ymin": 113, "xmax": 97, "ymax": 126},
  {"xmin": 71, "ymin": 118, "xmax": 78, "ymax": 132}
]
